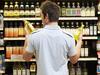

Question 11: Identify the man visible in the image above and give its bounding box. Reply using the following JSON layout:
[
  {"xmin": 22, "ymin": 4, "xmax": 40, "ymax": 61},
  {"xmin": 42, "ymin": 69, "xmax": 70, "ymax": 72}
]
[{"xmin": 23, "ymin": 1, "xmax": 82, "ymax": 75}]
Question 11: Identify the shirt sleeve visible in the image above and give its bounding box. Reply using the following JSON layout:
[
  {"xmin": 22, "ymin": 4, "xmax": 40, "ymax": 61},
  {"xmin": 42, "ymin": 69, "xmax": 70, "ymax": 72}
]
[
  {"xmin": 25, "ymin": 35, "xmax": 35, "ymax": 53},
  {"xmin": 67, "ymin": 37, "xmax": 77, "ymax": 57}
]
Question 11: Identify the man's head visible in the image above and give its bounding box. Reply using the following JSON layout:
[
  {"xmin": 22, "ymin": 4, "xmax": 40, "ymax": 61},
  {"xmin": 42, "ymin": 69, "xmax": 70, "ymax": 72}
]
[{"xmin": 40, "ymin": 1, "xmax": 60, "ymax": 25}]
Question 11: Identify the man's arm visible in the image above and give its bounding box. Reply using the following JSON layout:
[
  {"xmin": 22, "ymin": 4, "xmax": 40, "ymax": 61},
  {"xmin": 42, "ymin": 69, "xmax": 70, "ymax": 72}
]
[
  {"xmin": 23, "ymin": 35, "xmax": 34, "ymax": 61},
  {"xmin": 69, "ymin": 34, "xmax": 83, "ymax": 64}
]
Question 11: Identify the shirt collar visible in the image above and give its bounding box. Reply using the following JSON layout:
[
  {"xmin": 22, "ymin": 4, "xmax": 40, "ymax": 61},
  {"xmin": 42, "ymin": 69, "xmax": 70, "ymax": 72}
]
[{"xmin": 44, "ymin": 22, "xmax": 60, "ymax": 30}]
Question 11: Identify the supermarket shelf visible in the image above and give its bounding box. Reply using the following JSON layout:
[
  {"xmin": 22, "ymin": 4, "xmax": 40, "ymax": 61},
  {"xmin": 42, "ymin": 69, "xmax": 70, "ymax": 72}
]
[
  {"xmin": 0, "ymin": 28, "xmax": 3, "ymax": 31},
  {"xmin": 4, "ymin": 17, "xmax": 41, "ymax": 21},
  {"xmin": 5, "ymin": 58, "xmax": 97, "ymax": 62},
  {"xmin": 4, "ymin": 36, "xmax": 97, "ymax": 40},
  {"xmin": 0, "ymin": 47, "xmax": 4, "ymax": 50},
  {"xmin": 98, "ymin": 11, "xmax": 100, "ymax": 14},
  {"xmin": 82, "ymin": 36, "xmax": 98, "ymax": 40},
  {"xmin": 5, "ymin": 59, "xmax": 36, "ymax": 62},
  {"xmin": 78, "ymin": 58, "xmax": 97, "ymax": 61},
  {"xmin": 4, "ymin": 37, "xmax": 25, "ymax": 40},
  {"xmin": 98, "ymin": 31, "xmax": 100, "ymax": 34},
  {"xmin": 0, "ymin": 70, "xmax": 5, "ymax": 73},
  {"xmin": 59, "ymin": 17, "xmax": 98, "ymax": 20},
  {"xmin": 4, "ymin": 17, "xmax": 98, "ymax": 21}
]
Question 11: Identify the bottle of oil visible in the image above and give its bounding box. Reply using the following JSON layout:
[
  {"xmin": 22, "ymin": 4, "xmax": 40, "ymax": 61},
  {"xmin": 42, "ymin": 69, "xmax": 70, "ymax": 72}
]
[
  {"xmin": 9, "ymin": 2, "xmax": 14, "ymax": 17},
  {"xmin": 61, "ymin": 2, "xmax": 66, "ymax": 16},
  {"xmin": 14, "ymin": 2, "xmax": 19, "ymax": 17},
  {"xmin": 4, "ymin": 2, "xmax": 9, "ymax": 17},
  {"xmin": 35, "ymin": 2, "xmax": 41, "ymax": 17},
  {"xmin": 73, "ymin": 23, "xmax": 84, "ymax": 41},
  {"xmin": 19, "ymin": 2, "xmax": 24, "ymax": 17}
]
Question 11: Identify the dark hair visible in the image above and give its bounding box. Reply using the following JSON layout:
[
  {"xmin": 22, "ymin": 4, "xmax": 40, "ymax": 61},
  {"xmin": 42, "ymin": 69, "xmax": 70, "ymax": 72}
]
[{"xmin": 40, "ymin": 1, "xmax": 60, "ymax": 22}]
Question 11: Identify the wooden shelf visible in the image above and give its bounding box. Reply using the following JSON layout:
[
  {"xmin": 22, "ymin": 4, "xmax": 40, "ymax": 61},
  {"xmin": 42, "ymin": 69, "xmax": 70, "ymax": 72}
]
[
  {"xmin": 5, "ymin": 59, "xmax": 36, "ymax": 62},
  {"xmin": 0, "ymin": 70, "xmax": 5, "ymax": 73},
  {"xmin": 0, "ymin": 47, "xmax": 4, "ymax": 51},
  {"xmin": 4, "ymin": 37, "xmax": 25, "ymax": 40},
  {"xmin": 4, "ymin": 17, "xmax": 98, "ymax": 21},
  {"xmin": 82, "ymin": 36, "xmax": 98, "ymax": 40}
]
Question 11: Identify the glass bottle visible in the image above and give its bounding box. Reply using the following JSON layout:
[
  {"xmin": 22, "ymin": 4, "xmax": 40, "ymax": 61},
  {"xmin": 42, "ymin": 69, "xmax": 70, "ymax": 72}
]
[
  {"xmin": 13, "ymin": 22, "xmax": 18, "ymax": 37},
  {"xmin": 4, "ymin": 2, "xmax": 9, "ymax": 17},
  {"xmin": 90, "ymin": 3, "xmax": 95, "ymax": 16},
  {"xmin": 9, "ymin": 2, "xmax": 14, "ymax": 17},
  {"xmin": 85, "ymin": 3, "xmax": 91, "ymax": 16},
  {"xmin": 81, "ymin": 3, "xmax": 86, "ymax": 16},
  {"xmin": 9, "ymin": 22, "xmax": 13, "ymax": 37},
  {"xmin": 66, "ymin": 2, "xmax": 71, "ymax": 16},
  {"xmin": 30, "ymin": 2, "xmax": 35, "ymax": 17},
  {"xmin": 84, "ymin": 41, "xmax": 88, "ymax": 57},
  {"xmin": 35, "ymin": 2, "xmax": 41, "ymax": 17},
  {"xmin": 14, "ymin": 2, "xmax": 19, "ymax": 17},
  {"xmin": 61, "ymin": 2, "xmax": 66, "ymax": 16},
  {"xmin": 76, "ymin": 2, "xmax": 81, "ymax": 16},
  {"xmin": 18, "ymin": 22, "xmax": 24, "ymax": 37},
  {"xmin": 24, "ymin": 2, "xmax": 30, "ymax": 17},
  {"xmin": 71, "ymin": 2, "xmax": 76, "ymax": 16},
  {"xmin": 82, "ymin": 63, "xmax": 88, "ymax": 75},
  {"xmin": 69, "ymin": 64, "xmax": 75, "ymax": 75},
  {"xmin": 76, "ymin": 63, "xmax": 81, "ymax": 75},
  {"xmin": 19, "ymin": 2, "xmax": 24, "ymax": 17}
]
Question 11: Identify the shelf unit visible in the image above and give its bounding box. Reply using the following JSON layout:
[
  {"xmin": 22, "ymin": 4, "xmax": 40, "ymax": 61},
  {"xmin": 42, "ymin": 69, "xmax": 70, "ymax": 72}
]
[
  {"xmin": 3, "ymin": 17, "xmax": 98, "ymax": 21},
  {"xmin": 5, "ymin": 59, "xmax": 36, "ymax": 62},
  {"xmin": 5, "ymin": 58, "xmax": 97, "ymax": 62},
  {"xmin": 3, "ymin": 36, "xmax": 98, "ymax": 40},
  {"xmin": 4, "ymin": 37, "xmax": 25, "ymax": 40}
]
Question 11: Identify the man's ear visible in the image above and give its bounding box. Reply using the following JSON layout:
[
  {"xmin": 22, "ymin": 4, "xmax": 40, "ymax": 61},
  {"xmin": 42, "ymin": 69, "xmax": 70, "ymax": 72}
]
[{"xmin": 44, "ymin": 13, "xmax": 49, "ymax": 23}]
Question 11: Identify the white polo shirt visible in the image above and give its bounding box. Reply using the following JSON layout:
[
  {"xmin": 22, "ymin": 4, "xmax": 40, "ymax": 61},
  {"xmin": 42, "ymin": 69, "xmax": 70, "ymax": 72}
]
[{"xmin": 26, "ymin": 22, "xmax": 76, "ymax": 75}]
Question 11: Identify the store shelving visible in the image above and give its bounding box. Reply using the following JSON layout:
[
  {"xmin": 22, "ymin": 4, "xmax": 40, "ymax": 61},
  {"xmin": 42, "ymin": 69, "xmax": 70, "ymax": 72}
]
[
  {"xmin": 4, "ymin": 37, "xmax": 25, "ymax": 40},
  {"xmin": 3, "ymin": 17, "xmax": 98, "ymax": 21},
  {"xmin": 83, "ymin": 36, "xmax": 98, "ymax": 40},
  {"xmin": 3, "ymin": 36, "xmax": 98, "ymax": 41},
  {"xmin": 5, "ymin": 59, "xmax": 36, "ymax": 62},
  {"xmin": 5, "ymin": 58, "xmax": 97, "ymax": 62},
  {"xmin": 0, "ymin": 47, "xmax": 4, "ymax": 50}
]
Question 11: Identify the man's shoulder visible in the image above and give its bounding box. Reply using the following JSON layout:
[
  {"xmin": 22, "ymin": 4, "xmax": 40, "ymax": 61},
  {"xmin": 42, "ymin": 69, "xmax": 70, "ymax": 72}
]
[
  {"xmin": 62, "ymin": 30, "xmax": 73, "ymax": 38},
  {"xmin": 31, "ymin": 29, "xmax": 42, "ymax": 34}
]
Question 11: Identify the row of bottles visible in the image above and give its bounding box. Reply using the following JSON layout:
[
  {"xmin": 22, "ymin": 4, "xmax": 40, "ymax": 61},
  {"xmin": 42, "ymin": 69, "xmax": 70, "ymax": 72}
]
[
  {"xmin": 4, "ymin": 1, "xmax": 41, "ymax": 17},
  {"xmin": 13, "ymin": 63, "xmax": 36, "ymax": 75},
  {"xmin": 6, "ymin": 41, "xmax": 24, "ymax": 59},
  {"xmin": 68, "ymin": 62, "xmax": 88, "ymax": 75},
  {"xmin": 4, "ymin": 22, "xmax": 25, "ymax": 37},
  {"xmin": 59, "ymin": 21, "xmax": 97, "ymax": 36},
  {"xmin": 4, "ymin": 21, "xmax": 43, "ymax": 37},
  {"xmin": 80, "ymin": 41, "xmax": 89, "ymax": 58},
  {"xmin": 0, "ymin": 54, "xmax": 5, "ymax": 71},
  {"xmin": 57, "ymin": 2, "xmax": 95, "ymax": 17}
]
